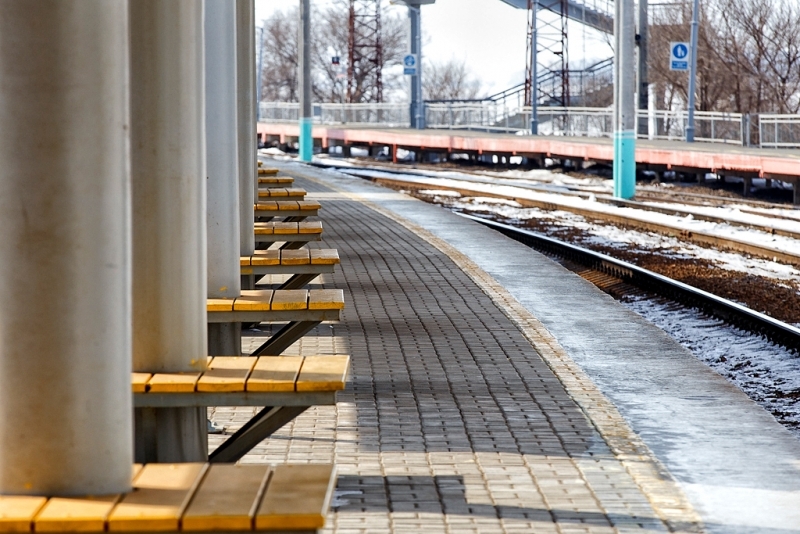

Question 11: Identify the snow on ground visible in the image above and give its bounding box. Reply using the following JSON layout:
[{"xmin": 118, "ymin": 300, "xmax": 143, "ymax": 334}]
[
  {"xmin": 623, "ymin": 296, "xmax": 800, "ymax": 438},
  {"xmin": 352, "ymin": 168, "xmax": 800, "ymax": 256},
  {"xmin": 428, "ymin": 193, "xmax": 800, "ymax": 289}
]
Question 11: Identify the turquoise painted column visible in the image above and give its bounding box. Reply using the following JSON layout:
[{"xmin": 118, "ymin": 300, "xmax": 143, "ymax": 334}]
[
  {"xmin": 298, "ymin": 0, "xmax": 312, "ymax": 162},
  {"xmin": 613, "ymin": 0, "xmax": 636, "ymax": 199},
  {"xmin": 299, "ymin": 117, "xmax": 313, "ymax": 162}
]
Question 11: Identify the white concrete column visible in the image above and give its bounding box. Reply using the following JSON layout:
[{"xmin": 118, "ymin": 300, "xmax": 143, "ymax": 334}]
[
  {"xmin": 0, "ymin": 1, "xmax": 131, "ymax": 496},
  {"xmin": 237, "ymin": 0, "xmax": 256, "ymax": 259},
  {"xmin": 129, "ymin": 0, "xmax": 208, "ymax": 462},
  {"xmin": 206, "ymin": 0, "xmax": 242, "ymax": 355}
]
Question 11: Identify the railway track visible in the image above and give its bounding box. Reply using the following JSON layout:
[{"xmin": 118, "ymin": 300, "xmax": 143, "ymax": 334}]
[
  {"xmin": 461, "ymin": 214, "xmax": 800, "ymax": 353},
  {"xmin": 323, "ymin": 164, "xmax": 800, "ymax": 267}
]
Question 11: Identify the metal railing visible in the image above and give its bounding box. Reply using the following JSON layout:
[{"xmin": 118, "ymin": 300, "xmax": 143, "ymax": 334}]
[
  {"xmin": 259, "ymin": 102, "xmax": 408, "ymax": 127},
  {"xmin": 759, "ymin": 114, "xmax": 800, "ymax": 149},
  {"xmin": 259, "ymin": 101, "xmax": 755, "ymax": 146}
]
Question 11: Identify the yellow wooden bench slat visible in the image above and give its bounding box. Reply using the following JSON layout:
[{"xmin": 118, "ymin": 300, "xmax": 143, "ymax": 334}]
[
  {"xmin": 280, "ymin": 249, "xmax": 310, "ymax": 266},
  {"xmin": 270, "ymin": 290, "xmax": 308, "ymax": 311},
  {"xmin": 181, "ymin": 465, "xmax": 270, "ymax": 532},
  {"xmin": 0, "ymin": 496, "xmax": 48, "ymax": 533},
  {"xmin": 233, "ymin": 290, "xmax": 274, "ymax": 312},
  {"xmin": 309, "ymin": 249, "xmax": 340, "ymax": 265},
  {"xmin": 299, "ymin": 221, "xmax": 323, "ymax": 234},
  {"xmin": 207, "ymin": 299, "xmax": 234, "ymax": 312},
  {"xmin": 246, "ymin": 357, "xmax": 304, "ymax": 392},
  {"xmin": 107, "ymin": 463, "xmax": 206, "ymax": 532},
  {"xmin": 197, "ymin": 357, "xmax": 256, "ymax": 393},
  {"xmin": 296, "ymin": 356, "xmax": 350, "ymax": 392},
  {"xmin": 132, "ymin": 373, "xmax": 152, "ymax": 393},
  {"xmin": 257, "ymin": 168, "xmax": 279, "ymax": 176},
  {"xmin": 34, "ymin": 496, "xmax": 119, "ymax": 532},
  {"xmin": 271, "ymin": 222, "xmax": 298, "ymax": 235},
  {"xmin": 285, "ymin": 188, "xmax": 306, "ymax": 197},
  {"xmin": 250, "ymin": 250, "xmax": 280, "ymax": 266},
  {"xmin": 254, "ymin": 201, "xmax": 278, "ymax": 211},
  {"xmin": 297, "ymin": 201, "xmax": 321, "ymax": 211},
  {"xmin": 276, "ymin": 201, "xmax": 299, "ymax": 211},
  {"xmin": 308, "ymin": 289, "xmax": 345, "ymax": 310},
  {"xmin": 147, "ymin": 373, "xmax": 202, "ymax": 393},
  {"xmin": 256, "ymin": 465, "xmax": 336, "ymax": 531}
]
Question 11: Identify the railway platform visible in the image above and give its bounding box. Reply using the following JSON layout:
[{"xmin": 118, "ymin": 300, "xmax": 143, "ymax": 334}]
[
  {"xmin": 257, "ymin": 124, "xmax": 800, "ymax": 205},
  {"xmin": 213, "ymin": 161, "xmax": 800, "ymax": 534}
]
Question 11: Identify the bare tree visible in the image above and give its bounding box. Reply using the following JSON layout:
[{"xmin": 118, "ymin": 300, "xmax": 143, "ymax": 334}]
[
  {"xmin": 258, "ymin": 2, "xmax": 406, "ymax": 103},
  {"xmin": 423, "ymin": 59, "xmax": 484, "ymax": 101},
  {"xmin": 258, "ymin": 8, "xmax": 299, "ymax": 102},
  {"xmin": 648, "ymin": 0, "xmax": 800, "ymax": 115}
]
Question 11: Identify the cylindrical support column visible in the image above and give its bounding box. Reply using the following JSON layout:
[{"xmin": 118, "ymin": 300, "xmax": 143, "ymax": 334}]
[
  {"xmin": 613, "ymin": 0, "xmax": 637, "ymax": 199},
  {"xmin": 298, "ymin": 0, "xmax": 313, "ymax": 162},
  {"xmin": 130, "ymin": 0, "xmax": 208, "ymax": 463},
  {"xmin": 0, "ymin": 1, "xmax": 131, "ymax": 496},
  {"xmin": 206, "ymin": 0, "xmax": 242, "ymax": 355},
  {"xmin": 237, "ymin": 0, "xmax": 256, "ymax": 259}
]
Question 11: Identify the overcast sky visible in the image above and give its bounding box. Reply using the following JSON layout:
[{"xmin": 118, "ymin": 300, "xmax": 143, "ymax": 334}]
[{"xmin": 255, "ymin": 0, "xmax": 612, "ymax": 96}]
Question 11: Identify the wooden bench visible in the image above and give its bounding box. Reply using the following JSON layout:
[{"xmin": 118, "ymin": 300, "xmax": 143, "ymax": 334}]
[
  {"xmin": 0, "ymin": 463, "xmax": 336, "ymax": 532},
  {"xmin": 258, "ymin": 167, "xmax": 280, "ymax": 176},
  {"xmin": 208, "ymin": 289, "xmax": 344, "ymax": 356},
  {"xmin": 241, "ymin": 249, "xmax": 339, "ymax": 290},
  {"xmin": 254, "ymin": 200, "xmax": 320, "ymax": 222},
  {"xmin": 135, "ymin": 355, "xmax": 350, "ymax": 462},
  {"xmin": 254, "ymin": 221, "xmax": 323, "ymax": 249},
  {"xmin": 258, "ymin": 176, "xmax": 293, "ymax": 188},
  {"xmin": 257, "ymin": 188, "xmax": 307, "ymax": 201}
]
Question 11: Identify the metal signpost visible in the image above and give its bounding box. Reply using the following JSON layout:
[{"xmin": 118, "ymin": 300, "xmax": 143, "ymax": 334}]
[
  {"xmin": 393, "ymin": 0, "xmax": 434, "ymax": 129},
  {"xmin": 686, "ymin": 0, "xmax": 700, "ymax": 142}
]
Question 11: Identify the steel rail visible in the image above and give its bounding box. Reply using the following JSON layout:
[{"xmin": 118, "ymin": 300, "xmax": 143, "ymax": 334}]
[
  {"xmin": 328, "ymin": 167, "xmax": 800, "ymax": 267},
  {"xmin": 459, "ymin": 213, "xmax": 800, "ymax": 352}
]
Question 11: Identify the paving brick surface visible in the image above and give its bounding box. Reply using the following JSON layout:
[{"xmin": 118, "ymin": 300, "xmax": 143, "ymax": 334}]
[{"xmin": 209, "ymin": 174, "xmax": 669, "ymax": 533}]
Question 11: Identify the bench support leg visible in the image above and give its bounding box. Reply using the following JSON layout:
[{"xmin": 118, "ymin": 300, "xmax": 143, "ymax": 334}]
[
  {"xmin": 252, "ymin": 320, "xmax": 321, "ymax": 356},
  {"xmin": 280, "ymin": 241, "xmax": 308, "ymax": 250},
  {"xmin": 209, "ymin": 406, "xmax": 309, "ymax": 463},
  {"xmin": 278, "ymin": 273, "xmax": 320, "ymax": 290}
]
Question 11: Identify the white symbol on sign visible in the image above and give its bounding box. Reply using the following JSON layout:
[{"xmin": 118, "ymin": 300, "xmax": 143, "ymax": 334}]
[
  {"xmin": 673, "ymin": 43, "xmax": 688, "ymax": 59},
  {"xmin": 404, "ymin": 55, "xmax": 416, "ymax": 67}
]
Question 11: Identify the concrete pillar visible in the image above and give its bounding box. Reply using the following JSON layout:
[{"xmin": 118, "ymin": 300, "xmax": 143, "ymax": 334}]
[
  {"xmin": 130, "ymin": 0, "xmax": 208, "ymax": 463},
  {"xmin": 206, "ymin": 0, "xmax": 242, "ymax": 355},
  {"xmin": 237, "ymin": 0, "xmax": 256, "ymax": 259},
  {"xmin": 0, "ymin": 1, "xmax": 131, "ymax": 496}
]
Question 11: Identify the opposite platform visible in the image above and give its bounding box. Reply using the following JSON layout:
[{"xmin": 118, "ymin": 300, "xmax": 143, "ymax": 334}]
[{"xmin": 215, "ymin": 160, "xmax": 800, "ymax": 534}]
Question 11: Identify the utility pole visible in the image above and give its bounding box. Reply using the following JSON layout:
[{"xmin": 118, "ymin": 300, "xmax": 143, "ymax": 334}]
[
  {"xmin": 686, "ymin": 0, "xmax": 699, "ymax": 142},
  {"xmin": 636, "ymin": 0, "xmax": 648, "ymax": 136},
  {"xmin": 526, "ymin": 0, "xmax": 538, "ymax": 134},
  {"xmin": 298, "ymin": 0, "xmax": 313, "ymax": 161},
  {"xmin": 614, "ymin": 0, "xmax": 636, "ymax": 199},
  {"xmin": 257, "ymin": 26, "xmax": 265, "ymax": 121}
]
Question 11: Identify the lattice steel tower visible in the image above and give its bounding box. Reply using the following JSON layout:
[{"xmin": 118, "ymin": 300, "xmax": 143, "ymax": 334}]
[
  {"xmin": 347, "ymin": 0, "xmax": 384, "ymax": 103},
  {"xmin": 525, "ymin": 0, "xmax": 570, "ymax": 108}
]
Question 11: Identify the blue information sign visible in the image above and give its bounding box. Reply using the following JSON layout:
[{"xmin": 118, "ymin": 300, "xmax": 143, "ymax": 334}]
[{"xmin": 670, "ymin": 42, "xmax": 690, "ymax": 71}]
